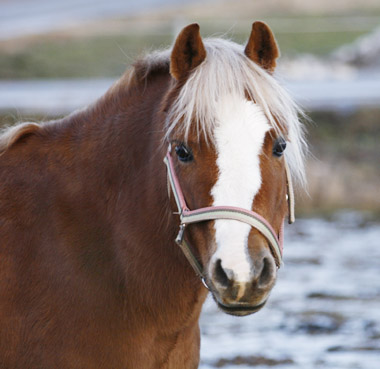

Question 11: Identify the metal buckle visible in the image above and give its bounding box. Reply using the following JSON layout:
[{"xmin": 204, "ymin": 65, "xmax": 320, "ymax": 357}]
[
  {"xmin": 201, "ymin": 277, "xmax": 209, "ymax": 290},
  {"xmin": 175, "ymin": 224, "xmax": 186, "ymax": 245}
]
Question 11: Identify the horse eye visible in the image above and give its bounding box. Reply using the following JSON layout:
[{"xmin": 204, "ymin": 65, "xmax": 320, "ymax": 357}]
[
  {"xmin": 175, "ymin": 144, "xmax": 193, "ymax": 162},
  {"xmin": 273, "ymin": 137, "xmax": 287, "ymax": 157}
]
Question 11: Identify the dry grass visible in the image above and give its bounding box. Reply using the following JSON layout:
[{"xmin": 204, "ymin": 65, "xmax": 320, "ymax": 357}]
[
  {"xmin": 299, "ymin": 159, "xmax": 380, "ymax": 214},
  {"xmin": 298, "ymin": 109, "xmax": 380, "ymax": 215}
]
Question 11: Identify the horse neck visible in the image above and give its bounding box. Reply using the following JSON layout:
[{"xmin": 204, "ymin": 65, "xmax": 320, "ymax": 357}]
[{"xmin": 67, "ymin": 71, "xmax": 207, "ymax": 325}]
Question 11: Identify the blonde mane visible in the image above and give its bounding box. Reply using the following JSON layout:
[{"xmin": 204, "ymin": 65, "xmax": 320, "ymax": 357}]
[
  {"xmin": 0, "ymin": 122, "xmax": 41, "ymax": 155},
  {"xmin": 164, "ymin": 38, "xmax": 307, "ymax": 187}
]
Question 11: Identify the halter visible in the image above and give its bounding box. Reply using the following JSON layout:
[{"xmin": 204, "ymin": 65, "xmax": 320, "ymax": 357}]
[{"xmin": 164, "ymin": 148, "xmax": 295, "ymax": 287}]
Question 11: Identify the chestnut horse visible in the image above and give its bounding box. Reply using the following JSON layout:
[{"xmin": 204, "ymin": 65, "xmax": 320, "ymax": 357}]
[{"xmin": 0, "ymin": 23, "xmax": 306, "ymax": 368}]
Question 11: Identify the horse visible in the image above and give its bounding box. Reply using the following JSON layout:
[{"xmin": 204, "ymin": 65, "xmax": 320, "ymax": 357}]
[{"xmin": 0, "ymin": 22, "xmax": 306, "ymax": 368}]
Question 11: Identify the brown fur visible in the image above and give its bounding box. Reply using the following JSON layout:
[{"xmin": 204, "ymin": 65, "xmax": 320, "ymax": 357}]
[
  {"xmin": 245, "ymin": 21, "xmax": 280, "ymax": 72},
  {"xmin": 0, "ymin": 66, "xmax": 207, "ymax": 369},
  {"xmin": 0, "ymin": 24, "xmax": 289, "ymax": 369},
  {"xmin": 170, "ymin": 23, "xmax": 207, "ymax": 80}
]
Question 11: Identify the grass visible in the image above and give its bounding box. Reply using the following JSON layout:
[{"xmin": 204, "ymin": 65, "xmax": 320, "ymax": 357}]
[
  {"xmin": 296, "ymin": 108, "xmax": 380, "ymax": 215},
  {"xmin": 0, "ymin": 14, "xmax": 375, "ymax": 79},
  {"xmin": 0, "ymin": 34, "xmax": 173, "ymax": 79},
  {"xmin": 307, "ymin": 109, "xmax": 380, "ymax": 166},
  {"xmin": 274, "ymin": 30, "xmax": 368, "ymax": 56}
]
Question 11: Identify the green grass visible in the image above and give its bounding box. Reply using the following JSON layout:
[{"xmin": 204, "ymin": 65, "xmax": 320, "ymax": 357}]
[
  {"xmin": 0, "ymin": 34, "xmax": 173, "ymax": 79},
  {"xmin": 274, "ymin": 30, "xmax": 368, "ymax": 56},
  {"xmin": 0, "ymin": 16, "xmax": 374, "ymax": 79}
]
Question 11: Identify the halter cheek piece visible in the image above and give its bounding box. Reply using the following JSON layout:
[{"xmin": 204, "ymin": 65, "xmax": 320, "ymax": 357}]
[{"xmin": 164, "ymin": 148, "xmax": 295, "ymax": 288}]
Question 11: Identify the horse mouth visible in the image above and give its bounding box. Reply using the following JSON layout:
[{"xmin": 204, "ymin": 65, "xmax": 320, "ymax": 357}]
[{"xmin": 215, "ymin": 299, "xmax": 267, "ymax": 316}]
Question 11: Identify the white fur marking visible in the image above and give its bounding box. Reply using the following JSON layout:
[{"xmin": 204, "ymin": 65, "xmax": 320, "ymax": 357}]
[{"xmin": 211, "ymin": 97, "xmax": 270, "ymax": 284}]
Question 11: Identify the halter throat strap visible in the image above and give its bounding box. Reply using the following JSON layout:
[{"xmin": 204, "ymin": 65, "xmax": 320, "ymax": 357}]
[{"xmin": 163, "ymin": 150, "xmax": 295, "ymax": 282}]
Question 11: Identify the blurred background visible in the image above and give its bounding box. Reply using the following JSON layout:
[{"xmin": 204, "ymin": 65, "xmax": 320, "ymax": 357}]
[{"xmin": 1, "ymin": 0, "xmax": 379, "ymax": 368}]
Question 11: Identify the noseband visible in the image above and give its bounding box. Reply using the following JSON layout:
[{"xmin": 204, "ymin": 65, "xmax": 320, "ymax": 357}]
[{"xmin": 164, "ymin": 148, "xmax": 295, "ymax": 287}]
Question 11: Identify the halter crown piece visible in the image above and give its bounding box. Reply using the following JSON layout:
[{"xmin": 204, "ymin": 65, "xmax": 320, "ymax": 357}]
[{"xmin": 164, "ymin": 147, "xmax": 295, "ymax": 288}]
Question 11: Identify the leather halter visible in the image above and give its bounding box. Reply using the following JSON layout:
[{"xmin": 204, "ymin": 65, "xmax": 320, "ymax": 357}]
[{"xmin": 164, "ymin": 148, "xmax": 295, "ymax": 287}]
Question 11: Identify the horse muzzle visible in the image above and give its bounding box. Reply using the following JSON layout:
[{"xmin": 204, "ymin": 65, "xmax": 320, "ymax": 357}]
[
  {"xmin": 215, "ymin": 298, "xmax": 268, "ymax": 316},
  {"xmin": 206, "ymin": 237, "xmax": 277, "ymax": 316}
]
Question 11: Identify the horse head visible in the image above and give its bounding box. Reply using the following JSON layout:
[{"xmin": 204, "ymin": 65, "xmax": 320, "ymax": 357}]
[{"xmin": 163, "ymin": 23, "xmax": 305, "ymax": 316}]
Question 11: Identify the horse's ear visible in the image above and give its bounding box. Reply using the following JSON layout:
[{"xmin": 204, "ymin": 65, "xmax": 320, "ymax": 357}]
[
  {"xmin": 244, "ymin": 21, "xmax": 279, "ymax": 72},
  {"xmin": 170, "ymin": 23, "xmax": 206, "ymax": 80}
]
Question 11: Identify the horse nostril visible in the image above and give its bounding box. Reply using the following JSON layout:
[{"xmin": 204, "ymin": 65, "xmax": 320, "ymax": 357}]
[
  {"xmin": 258, "ymin": 257, "xmax": 275, "ymax": 288},
  {"xmin": 213, "ymin": 259, "xmax": 230, "ymax": 287}
]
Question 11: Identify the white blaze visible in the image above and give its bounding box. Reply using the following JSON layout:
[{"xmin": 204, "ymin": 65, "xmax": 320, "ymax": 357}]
[{"xmin": 210, "ymin": 96, "xmax": 271, "ymax": 283}]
